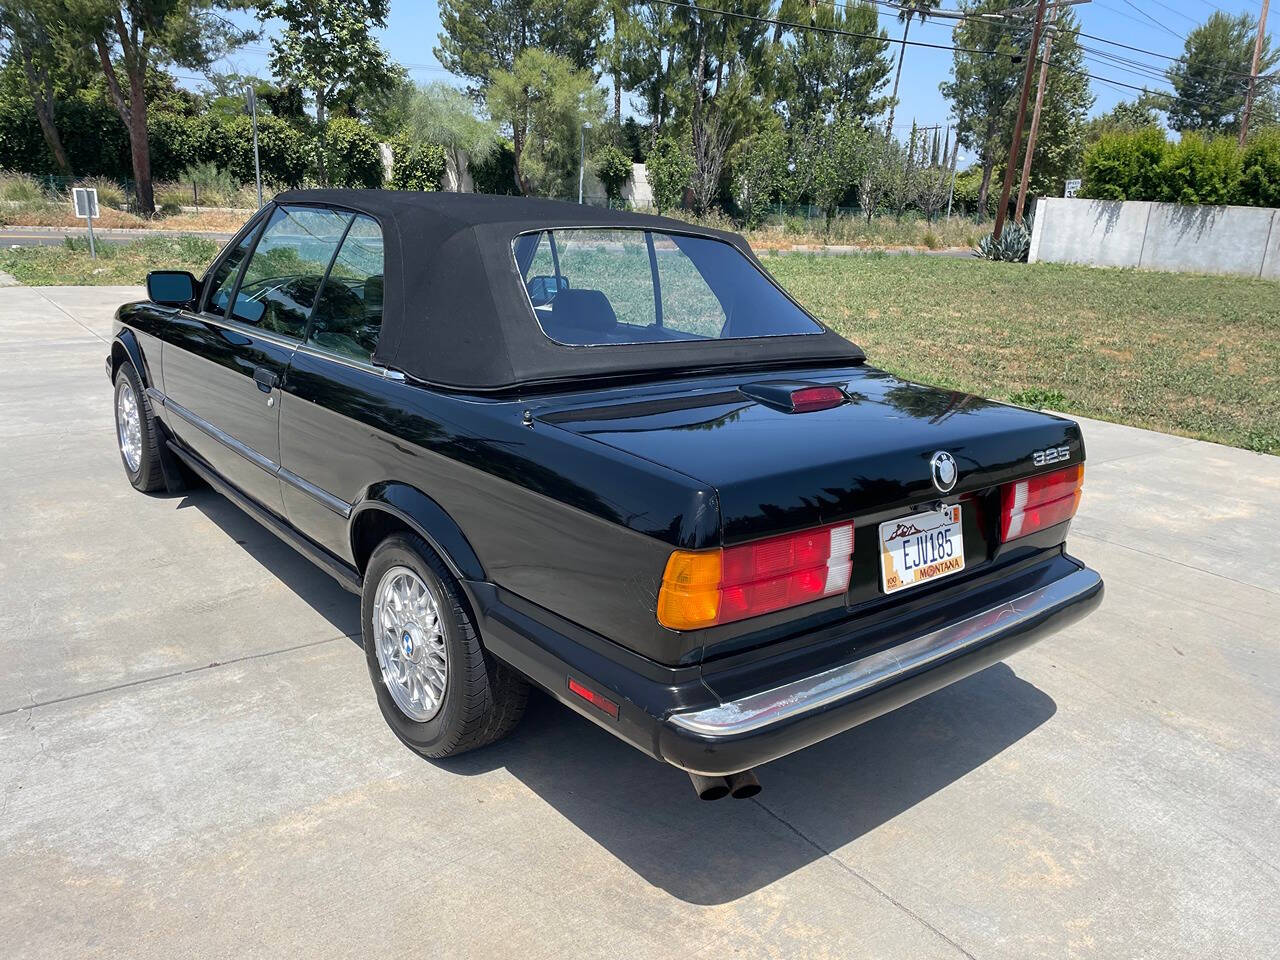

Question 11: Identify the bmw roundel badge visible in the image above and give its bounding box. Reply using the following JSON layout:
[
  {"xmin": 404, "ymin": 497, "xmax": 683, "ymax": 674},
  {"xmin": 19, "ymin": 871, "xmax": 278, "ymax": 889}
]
[{"xmin": 930, "ymin": 451, "xmax": 958, "ymax": 493}]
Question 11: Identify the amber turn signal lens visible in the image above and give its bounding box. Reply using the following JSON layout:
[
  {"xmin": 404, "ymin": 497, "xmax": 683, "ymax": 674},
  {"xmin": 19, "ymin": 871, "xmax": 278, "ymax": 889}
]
[
  {"xmin": 656, "ymin": 522, "xmax": 855, "ymax": 631},
  {"xmin": 656, "ymin": 550, "xmax": 723, "ymax": 630}
]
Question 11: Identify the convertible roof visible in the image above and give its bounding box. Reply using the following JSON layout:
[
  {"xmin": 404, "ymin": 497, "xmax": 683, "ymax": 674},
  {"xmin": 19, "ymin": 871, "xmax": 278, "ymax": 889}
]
[{"xmin": 274, "ymin": 189, "xmax": 865, "ymax": 390}]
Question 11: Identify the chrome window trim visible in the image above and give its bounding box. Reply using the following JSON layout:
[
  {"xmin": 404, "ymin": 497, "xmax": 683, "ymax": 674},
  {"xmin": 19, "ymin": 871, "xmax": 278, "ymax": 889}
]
[{"xmin": 667, "ymin": 568, "xmax": 1103, "ymax": 738}]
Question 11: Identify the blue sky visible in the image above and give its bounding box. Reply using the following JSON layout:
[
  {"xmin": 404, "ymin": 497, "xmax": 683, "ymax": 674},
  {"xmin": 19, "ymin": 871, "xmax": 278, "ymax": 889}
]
[{"xmin": 201, "ymin": 0, "xmax": 1275, "ymax": 167}]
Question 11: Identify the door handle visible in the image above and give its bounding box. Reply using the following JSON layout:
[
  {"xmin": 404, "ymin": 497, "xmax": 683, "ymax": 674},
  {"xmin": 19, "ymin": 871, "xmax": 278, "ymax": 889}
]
[{"xmin": 253, "ymin": 367, "xmax": 278, "ymax": 393}]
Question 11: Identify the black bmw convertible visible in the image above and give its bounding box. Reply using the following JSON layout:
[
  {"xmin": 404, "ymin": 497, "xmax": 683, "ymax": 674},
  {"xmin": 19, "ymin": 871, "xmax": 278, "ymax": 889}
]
[{"xmin": 108, "ymin": 191, "xmax": 1102, "ymax": 800}]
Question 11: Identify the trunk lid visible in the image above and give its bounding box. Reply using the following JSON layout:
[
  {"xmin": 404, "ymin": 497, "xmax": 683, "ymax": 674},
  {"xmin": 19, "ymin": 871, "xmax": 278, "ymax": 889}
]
[{"xmin": 539, "ymin": 364, "xmax": 1082, "ymax": 543}]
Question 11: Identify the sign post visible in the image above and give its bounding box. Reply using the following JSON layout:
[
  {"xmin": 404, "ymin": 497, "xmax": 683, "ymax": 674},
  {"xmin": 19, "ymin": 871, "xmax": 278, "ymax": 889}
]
[
  {"xmin": 72, "ymin": 187, "xmax": 99, "ymax": 259},
  {"xmin": 1064, "ymin": 178, "xmax": 1082, "ymax": 199},
  {"xmin": 246, "ymin": 86, "xmax": 262, "ymax": 208}
]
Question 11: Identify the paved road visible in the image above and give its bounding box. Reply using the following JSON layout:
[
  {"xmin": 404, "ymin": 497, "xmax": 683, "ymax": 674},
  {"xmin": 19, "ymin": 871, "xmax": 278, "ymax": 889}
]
[
  {"xmin": 1, "ymin": 225, "xmax": 971, "ymax": 257},
  {"xmin": 2, "ymin": 285, "xmax": 1277, "ymax": 960},
  {"xmin": 0, "ymin": 227, "xmax": 235, "ymax": 247}
]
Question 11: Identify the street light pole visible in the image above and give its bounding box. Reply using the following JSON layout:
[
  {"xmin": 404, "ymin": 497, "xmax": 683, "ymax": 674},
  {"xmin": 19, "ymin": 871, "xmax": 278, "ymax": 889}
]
[
  {"xmin": 578, "ymin": 122, "xmax": 592, "ymax": 204},
  {"xmin": 246, "ymin": 85, "xmax": 262, "ymax": 208}
]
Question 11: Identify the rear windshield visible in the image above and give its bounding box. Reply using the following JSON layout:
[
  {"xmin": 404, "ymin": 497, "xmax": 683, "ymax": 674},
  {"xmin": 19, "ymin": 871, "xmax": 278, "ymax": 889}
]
[{"xmin": 512, "ymin": 228, "xmax": 823, "ymax": 346}]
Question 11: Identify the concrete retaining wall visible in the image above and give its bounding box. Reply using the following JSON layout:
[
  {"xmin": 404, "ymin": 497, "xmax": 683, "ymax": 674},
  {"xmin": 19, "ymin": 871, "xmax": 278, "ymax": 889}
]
[{"xmin": 1029, "ymin": 197, "xmax": 1280, "ymax": 278}]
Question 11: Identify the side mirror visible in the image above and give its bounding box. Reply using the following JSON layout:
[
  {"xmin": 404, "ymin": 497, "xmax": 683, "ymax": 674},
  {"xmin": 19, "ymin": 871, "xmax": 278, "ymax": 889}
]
[{"xmin": 146, "ymin": 270, "xmax": 198, "ymax": 308}]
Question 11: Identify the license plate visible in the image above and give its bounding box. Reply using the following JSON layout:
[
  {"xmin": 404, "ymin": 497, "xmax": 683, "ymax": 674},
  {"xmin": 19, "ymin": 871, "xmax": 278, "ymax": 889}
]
[{"xmin": 879, "ymin": 505, "xmax": 965, "ymax": 594}]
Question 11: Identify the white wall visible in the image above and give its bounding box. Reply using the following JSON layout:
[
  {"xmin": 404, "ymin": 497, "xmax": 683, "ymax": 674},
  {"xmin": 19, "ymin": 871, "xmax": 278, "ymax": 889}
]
[{"xmin": 1029, "ymin": 197, "xmax": 1280, "ymax": 278}]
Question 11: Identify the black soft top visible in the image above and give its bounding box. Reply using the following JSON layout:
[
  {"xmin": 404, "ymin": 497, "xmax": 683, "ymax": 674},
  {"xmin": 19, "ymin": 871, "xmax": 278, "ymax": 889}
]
[{"xmin": 274, "ymin": 189, "xmax": 865, "ymax": 390}]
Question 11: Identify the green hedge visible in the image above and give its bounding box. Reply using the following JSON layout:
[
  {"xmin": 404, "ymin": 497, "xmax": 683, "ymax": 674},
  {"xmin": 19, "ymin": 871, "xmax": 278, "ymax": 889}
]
[
  {"xmin": 389, "ymin": 136, "xmax": 446, "ymax": 191},
  {"xmin": 0, "ymin": 95, "xmax": 375, "ymax": 189},
  {"xmin": 1082, "ymin": 128, "xmax": 1280, "ymax": 208}
]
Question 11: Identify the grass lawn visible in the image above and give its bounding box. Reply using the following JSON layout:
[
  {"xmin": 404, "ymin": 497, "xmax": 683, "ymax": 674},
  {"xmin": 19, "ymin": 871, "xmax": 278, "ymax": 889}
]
[
  {"xmin": 768, "ymin": 253, "xmax": 1280, "ymax": 455},
  {"xmin": 0, "ymin": 236, "xmax": 219, "ymax": 285},
  {"xmin": 2, "ymin": 238, "xmax": 1276, "ymax": 454}
]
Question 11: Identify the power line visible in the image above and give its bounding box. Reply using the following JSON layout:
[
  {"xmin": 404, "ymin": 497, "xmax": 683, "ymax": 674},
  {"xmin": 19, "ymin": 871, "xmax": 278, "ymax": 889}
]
[
  {"xmin": 645, "ymin": 0, "xmax": 1245, "ymax": 119},
  {"xmin": 1115, "ymin": 0, "xmax": 1187, "ymax": 41}
]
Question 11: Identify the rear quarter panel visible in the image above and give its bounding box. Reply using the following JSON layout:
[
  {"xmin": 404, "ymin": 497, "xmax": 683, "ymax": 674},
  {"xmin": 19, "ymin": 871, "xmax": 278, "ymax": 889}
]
[{"xmin": 278, "ymin": 355, "xmax": 720, "ymax": 665}]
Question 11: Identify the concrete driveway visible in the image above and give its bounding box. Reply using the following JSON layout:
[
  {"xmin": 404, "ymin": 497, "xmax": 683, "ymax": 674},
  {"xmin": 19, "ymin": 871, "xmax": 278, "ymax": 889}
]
[{"xmin": 2, "ymin": 285, "xmax": 1277, "ymax": 960}]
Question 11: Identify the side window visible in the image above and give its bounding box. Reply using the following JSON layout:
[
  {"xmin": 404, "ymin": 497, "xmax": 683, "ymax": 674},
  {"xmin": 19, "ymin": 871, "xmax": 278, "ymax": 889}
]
[
  {"xmin": 231, "ymin": 206, "xmax": 352, "ymax": 338},
  {"xmin": 307, "ymin": 215, "xmax": 385, "ymax": 363},
  {"xmin": 204, "ymin": 220, "xmax": 261, "ymax": 318},
  {"xmin": 653, "ymin": 234, "xmax": 727, "ymax": 339}
]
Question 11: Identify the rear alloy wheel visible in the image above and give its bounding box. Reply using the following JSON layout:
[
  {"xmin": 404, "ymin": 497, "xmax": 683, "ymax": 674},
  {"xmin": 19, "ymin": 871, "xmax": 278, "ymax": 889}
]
[
  {"xmin": 114, "ymin": 361, "xmax": 164, "ymax": 492},
  {"xmin": 361, "ymin": 532, "xmax": 529, "ymax": 758},
  {"xmin": 372, "ymin": 565, "xmax": 449, "ymax": 722}
]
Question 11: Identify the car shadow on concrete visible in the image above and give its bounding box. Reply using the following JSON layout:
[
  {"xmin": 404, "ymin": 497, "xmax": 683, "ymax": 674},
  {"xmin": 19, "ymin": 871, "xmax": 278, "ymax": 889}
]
[
  {"xmin": 175, "ymin": 483, "xmax": 1056, "ymax": 905},
  {"xmin": 175, "ymin": 487, "xmax": 362, "ymax": 641},
  {"xmin": 443, "ymin": 663, "xmax": 1056, "ymax": 905}
]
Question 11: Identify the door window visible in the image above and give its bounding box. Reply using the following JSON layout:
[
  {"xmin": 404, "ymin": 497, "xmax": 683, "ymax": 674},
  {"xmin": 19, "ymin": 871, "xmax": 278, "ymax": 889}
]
[
  {"xmin": 230, "ymin": 206, "xmax": 352, "ymax": 338},
  {"xmin": 306, "ymin": 215, "xmax": 385, "ymax": 363},
  {"xmin": 205, "ymin": 219, "xmax": 262, "ymax": 318}
]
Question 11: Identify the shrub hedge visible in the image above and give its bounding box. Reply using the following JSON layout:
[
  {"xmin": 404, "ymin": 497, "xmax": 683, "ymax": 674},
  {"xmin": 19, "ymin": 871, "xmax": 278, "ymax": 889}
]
[{"xmin": 1082, "ymin": 128, "xmax": 1280, "ymax": 207}]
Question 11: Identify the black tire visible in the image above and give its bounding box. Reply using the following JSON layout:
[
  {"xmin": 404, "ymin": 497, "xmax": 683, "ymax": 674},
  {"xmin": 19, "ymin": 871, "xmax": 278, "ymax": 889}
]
[
  {"xmin": 113, "ymin": 361, "xmax": 165, "ymax": 492},
  {"xmin": 361, "ymin": 532, "xmax": 529, "ymax": 758}
]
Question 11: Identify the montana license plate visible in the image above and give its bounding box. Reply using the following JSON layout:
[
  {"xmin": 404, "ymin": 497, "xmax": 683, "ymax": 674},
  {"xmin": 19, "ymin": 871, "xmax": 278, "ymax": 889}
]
[{"xmin": 879, "ymin": 505, "xmax": 965, "ymax": 594}]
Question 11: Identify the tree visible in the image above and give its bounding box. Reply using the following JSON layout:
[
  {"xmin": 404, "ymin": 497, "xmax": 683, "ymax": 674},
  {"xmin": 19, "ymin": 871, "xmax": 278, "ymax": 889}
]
[
  {"xmin": 260, "ymin": 0, "xmax": 396, "ymax": 186},
  {"xmin": 776, "ymin": 0, "xmax": 892, "ymax": 131},
  {"xmin": 1166, "ymin": 12, "xmax": 1277, "ymax": 135},
  {"xmin": 854, "ymin": 126, "xmax": 906, "ymax": 221},
  {"xmin": 886, "ymin": 0, "xmax": 941, "ymax": 133},
  {"xmin": 731, "ymin": 120, "xmax": 788, "ymax": 226},
  {"xmin": 809, "ymin": 113, "xmax": 866, "ymax": 234},
  {"xmin": 646, "ymin": 131, "xmax": 694, "ymax": 213},
  {"xmin": 406, "ymin": 82, "xmax": 501, "ymax": 191},
  {"xmin": 593, "ymin": 143, "xmax": 632, "ymax": 201},
  {"xmin": 614, "ymin": 0, "xmax": 680, "ymax": 145},
  {"xmin": 941, "ymin": 0, "xmax": 1025, "ymax": 212},
  {"xmin": 1083, "ymin": 93, "xmax": 1162, "ymax": 144},
  {"xmin": 485, "ymin": 48, "xmax": 604, "ymax": 196},
  {"xmin": 0, "ymin": 0, "xmax": 88, "ymax": 174},
  {"xmin": 435, "ymin": 0, "xmax": 604, "ymax": 94},
  {"xmin": 689, "ymin": 109, "xmax": 732, "ymax": 212},
  {"xmin": 60, "ymin": 0, "xmax": 253, "ymax": 213}
]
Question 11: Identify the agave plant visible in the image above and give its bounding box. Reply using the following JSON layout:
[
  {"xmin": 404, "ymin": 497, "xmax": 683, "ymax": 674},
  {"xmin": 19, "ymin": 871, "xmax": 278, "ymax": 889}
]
[{"xmin": 975, "ymin": 215, "xmax": 1033, "ymax": 262}]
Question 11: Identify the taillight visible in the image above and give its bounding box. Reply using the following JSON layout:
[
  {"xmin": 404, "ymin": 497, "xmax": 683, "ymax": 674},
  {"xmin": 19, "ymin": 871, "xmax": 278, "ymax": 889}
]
[
  {"xmin": 1001, "ymin": 465, "xmax": 1083, "ymax": 541},
  {"xmin": 657, "ymin": 522, "xmax": 853, "ymax": 630}
]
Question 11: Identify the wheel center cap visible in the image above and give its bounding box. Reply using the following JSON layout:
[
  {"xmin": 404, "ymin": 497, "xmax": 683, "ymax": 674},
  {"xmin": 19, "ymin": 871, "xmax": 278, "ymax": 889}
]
[{"xmin": 402, "ymin": 632, "xmax": 414, "ymax": 657}]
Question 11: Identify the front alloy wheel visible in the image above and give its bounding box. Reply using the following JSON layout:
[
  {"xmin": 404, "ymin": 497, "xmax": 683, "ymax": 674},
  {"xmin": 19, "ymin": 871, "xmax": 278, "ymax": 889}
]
[{"xmin": 113, "ymin": 361, "xmax": 164, "ymax": 492}]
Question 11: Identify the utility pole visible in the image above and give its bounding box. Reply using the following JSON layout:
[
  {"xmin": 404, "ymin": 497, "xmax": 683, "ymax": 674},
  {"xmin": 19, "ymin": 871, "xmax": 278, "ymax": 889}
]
[
  {"xmin": 992, "ymin": 0, "xmax": 1049, "ymax": 243},
  {"xmin": 1015, "ymin": 4, "xmax": 1061, "ymax": 222},
  {"xmin": 1239, "ymin": 0, "xmax": 1271, "ymax": 148}
]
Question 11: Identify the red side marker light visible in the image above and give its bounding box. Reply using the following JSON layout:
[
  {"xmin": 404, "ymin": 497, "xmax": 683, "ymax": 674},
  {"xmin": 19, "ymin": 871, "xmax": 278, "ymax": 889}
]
[
  {"xmin": 568, "ymin": 678, "xmax": 620, "ymax": 719},
  {"xmin": 789, "ymin": 385, "xmax": 846, "ymax": 413}
]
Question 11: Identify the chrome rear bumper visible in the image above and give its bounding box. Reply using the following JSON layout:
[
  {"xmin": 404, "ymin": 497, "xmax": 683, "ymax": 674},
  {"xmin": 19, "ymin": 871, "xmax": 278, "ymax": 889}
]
[{"xmin": 659, "ymin": 564, "xmax": 1103, "ymax": 774}]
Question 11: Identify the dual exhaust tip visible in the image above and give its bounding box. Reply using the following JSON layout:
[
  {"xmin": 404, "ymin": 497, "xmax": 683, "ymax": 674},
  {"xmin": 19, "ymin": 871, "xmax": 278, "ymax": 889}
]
[{"xmin": 689, "ymin": 770, "xmax": 761, "ymax": 801}]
